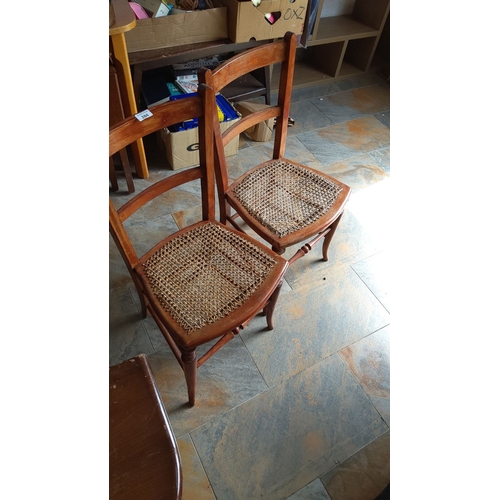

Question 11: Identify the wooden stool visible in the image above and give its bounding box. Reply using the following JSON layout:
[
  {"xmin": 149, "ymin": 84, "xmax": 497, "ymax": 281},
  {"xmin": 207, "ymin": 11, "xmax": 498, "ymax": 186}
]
[{"xmin": 110, "ymin": 65, "xmax": 135, "ymax": 193}]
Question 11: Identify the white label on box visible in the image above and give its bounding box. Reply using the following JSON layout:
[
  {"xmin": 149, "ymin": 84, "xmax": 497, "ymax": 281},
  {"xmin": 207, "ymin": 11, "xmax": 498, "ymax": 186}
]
[{"xmin": 135, "ymin": 109, "xmax": 153, "ymax": 121}]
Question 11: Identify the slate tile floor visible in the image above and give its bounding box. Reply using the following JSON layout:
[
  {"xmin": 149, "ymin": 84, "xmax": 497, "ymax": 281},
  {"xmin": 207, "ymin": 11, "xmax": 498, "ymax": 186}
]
[{"xmin": 109, "ymin": 71, "xmax": 390, "ymax": 500}]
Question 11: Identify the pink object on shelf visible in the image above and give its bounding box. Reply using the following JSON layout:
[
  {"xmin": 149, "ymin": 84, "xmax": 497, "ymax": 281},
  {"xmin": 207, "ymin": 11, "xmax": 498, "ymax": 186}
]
[{"xmin": 129, "ymin": 2, "xmax": 150, "ymax": 19}]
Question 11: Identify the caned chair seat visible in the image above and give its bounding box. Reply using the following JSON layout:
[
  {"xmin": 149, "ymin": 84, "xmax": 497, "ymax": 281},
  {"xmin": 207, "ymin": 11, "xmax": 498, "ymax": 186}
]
[
  {"xmin": 228, "ymin": 159, "xmax": 346, "ymax": 241},
  {"xmin": 137, "ymin": 221, "xmax": 283, "ymax": 340}
]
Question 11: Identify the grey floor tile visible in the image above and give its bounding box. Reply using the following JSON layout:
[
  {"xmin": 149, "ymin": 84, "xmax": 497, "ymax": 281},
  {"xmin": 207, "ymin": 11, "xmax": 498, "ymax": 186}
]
[
  {"xmin": 271, "ymin": 81, "xmax": 342, "ymax": 105},
  {"xmin": 286, "ymin": 478, "xmax": 331, "ymax": 500},
  {"xmin": 373, "ymin": 111, "xmax": 390, "ymax": 129},
  {"xmin": 109, "ymin": 286, "xmax": 154, "ymax": 366},
  {"xmin": 190, "ymin": 353, "xmax": 388, "ymax": 500},
  {"xmin": 310, "ymin": 84, "xmax": 389, "ymax": 125},
  {"xmin": 368, "ymin": 147, "xmax": 390, "ymax": 175},
  {"xmin": 109, "ymin": 234, "xmax": 134, "ymax": 291},
  {"xmin": 288, "ymin": 99, "xmax": 333, "ymax": 136},
  {"xmin": 322, "ymin": 153, "xmax": 389, "ymax": 193},
  {"xmin": 147, "ymin": 335, "xmax": 269, "ymax": 437},
  {"xmin": 334, "ymin": 73, "xmax": 388, "ymax": 92},
  {"xmin": 241, "ymin": 265, "xmax": 390, "ymax": 387},
  {"xmin": 136, "ymin": 306, "xmax": 169, "ymax": 351},
  {"xmin": 290, "ymin": 82, "xmax": 343, "ymax": 103},
  {"xmin": 351, "ymin": 250, "xmax": 390, "ymax": 313},
  {"xmin": 311, "ymin": 97, "xmax": 365, "ymax": 126}
]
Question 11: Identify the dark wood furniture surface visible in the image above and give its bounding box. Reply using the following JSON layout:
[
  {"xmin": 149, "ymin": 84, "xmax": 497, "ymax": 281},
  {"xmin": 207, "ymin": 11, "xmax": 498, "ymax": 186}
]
[
  {"xmin": 109, "ymin": 354, "xmax": 182, "ymax": 499},
  {"xmin": 199, "ymin": 32, "xmax": 351, "ymax": 265},
  {"xmin": 109, "ymin": 91, "xmax": 288, "ymax": 406}
]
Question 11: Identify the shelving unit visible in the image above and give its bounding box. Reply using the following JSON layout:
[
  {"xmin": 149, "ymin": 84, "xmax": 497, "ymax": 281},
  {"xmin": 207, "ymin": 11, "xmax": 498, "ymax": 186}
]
[
  {"xmin": 130, "ymin": 40, "xmax": 273, "ymax": 110},
  {"xmin": 117, "ymin": 0, "xmax": 388, "ymax": 175},
  {"xmin": 272, "ymin": 0, "xmax": 389, "ymax": 91}
]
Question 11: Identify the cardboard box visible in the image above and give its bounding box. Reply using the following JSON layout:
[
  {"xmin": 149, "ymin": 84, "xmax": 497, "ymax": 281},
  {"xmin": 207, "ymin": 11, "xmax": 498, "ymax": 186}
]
[
  {"xmin": 234, "ymin": 101, "xmax": 273, "ymax": 142},
  {"xmin": 218, "ymin": 0, "xmax": 308, "ymax": 43},
  {"xmin": 158, "ymin": 118, "xmax": 240, "ymax": 170},
  {"xmin": 125, "ymin": 4, "xmax": 228, "ymax": 53}
]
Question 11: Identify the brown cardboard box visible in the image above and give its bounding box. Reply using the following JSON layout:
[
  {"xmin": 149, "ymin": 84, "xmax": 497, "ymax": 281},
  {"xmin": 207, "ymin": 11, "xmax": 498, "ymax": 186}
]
[
  {"xmin": 234, "ymin": 101, "xmax": 274, "ymax": 142},
  {"xmin": 125, "ymin": 5, "xmax": 228, "ymax": 52},
  {"xmin": 158, "ymin": 118, "xmax": 240, "ymax": 170},
  {"xmin": 218, "ymin": 0, "xmax": 308, "ymax": 43}
]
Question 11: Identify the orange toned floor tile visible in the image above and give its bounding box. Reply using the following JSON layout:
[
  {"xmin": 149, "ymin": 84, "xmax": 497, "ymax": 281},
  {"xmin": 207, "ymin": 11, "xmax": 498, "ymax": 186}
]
[
  {"xmin": 296, "ymin": 115, "xmax": 390, "ymax": 166},
  {"xmin": 177, "ymin": 434, "xmax": 216, "ymax": 500},
  {"xmin": 320, "ymin": 431, "xmax": 390, "ymax": 500},
  {"xmin": 339, "ymin": 326, "xmax": 390, "ymax": 425}
]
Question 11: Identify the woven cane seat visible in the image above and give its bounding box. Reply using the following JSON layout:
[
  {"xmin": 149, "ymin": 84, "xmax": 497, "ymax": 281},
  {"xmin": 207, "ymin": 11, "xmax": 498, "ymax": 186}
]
[
  {"xmin": 140, "ymin": 222, "xmax": 280, "ymax": 334},
  {"xmin": 231, "ymin": 160, "xmax": 344, "ymax": 239}
]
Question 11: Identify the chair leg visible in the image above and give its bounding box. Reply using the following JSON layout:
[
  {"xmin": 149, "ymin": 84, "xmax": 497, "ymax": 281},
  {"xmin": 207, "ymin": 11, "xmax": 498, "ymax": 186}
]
[
  {"xmin": 322, "ymin": 212, "xmax": 344, "ymax": 262},
  {"xmin": 272, "ymin": 245, "xmax": 286, "ymax": 255},
  {"xmin": 220, "ymin": 200, "xmax": 232, "ymax": 225},
  {"xmin": 265, "ymin": 281, "xmax": 283, "ymax": 330},
  {"xmin": 129, "ymin": 274, "xmax": 148, "ymax": 318},
  {"xmin": 119, "ymin": 148, "xmax": 135, "ymax": 194},
  {"xmin": 109, "ymin": 157, "xmax": 118, "ymax": 191},
  {"xmin": 181, "ymin": 347, "xmax": 198, "ymax": 406}
]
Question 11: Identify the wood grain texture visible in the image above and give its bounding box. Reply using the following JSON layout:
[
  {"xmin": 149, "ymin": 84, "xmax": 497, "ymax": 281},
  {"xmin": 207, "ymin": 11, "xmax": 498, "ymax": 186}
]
[{"xmin": 109, "ymin": 355, "xmax": 182, "ymax": 499}]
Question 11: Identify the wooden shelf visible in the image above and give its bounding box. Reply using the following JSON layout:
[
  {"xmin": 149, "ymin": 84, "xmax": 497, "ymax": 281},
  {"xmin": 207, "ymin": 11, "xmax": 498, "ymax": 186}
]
[
  {"xmin": 281, "ymin": 0, "xmax": 390, "ymax": 91},
  {"xmin": 309, "ymin": 15, "xmax": 379, "ymax": 46},
  {"xmin": 220, "ymin": 73, "xmax": 268, "ymax": 102},
  {"xmin": 289, "ymin": 61, "xmax": 336, "ymax": 89},
  {"xmin": 271, "ymin": 58, "xmax": 380, "ymax": 93},
  {"xmin": 337, "ymin": 61, "xmax": 367, "ymax": 78}
]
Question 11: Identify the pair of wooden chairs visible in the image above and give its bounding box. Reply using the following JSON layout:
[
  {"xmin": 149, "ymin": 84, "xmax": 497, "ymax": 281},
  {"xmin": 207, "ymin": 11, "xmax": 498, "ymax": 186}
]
[{"xmin": 109, "ymin": 32, "xmax": 351, "ymax": 406}]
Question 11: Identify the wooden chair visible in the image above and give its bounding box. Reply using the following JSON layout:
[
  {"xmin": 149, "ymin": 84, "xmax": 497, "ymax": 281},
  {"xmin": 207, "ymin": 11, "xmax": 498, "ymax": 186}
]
[
  {"xmin": 109, "ymin": 87, "xmax": 288, "ymax": 406},
  {"xmin": 199, "ymin": 32, "xmax": 351, "ymax": 265}
]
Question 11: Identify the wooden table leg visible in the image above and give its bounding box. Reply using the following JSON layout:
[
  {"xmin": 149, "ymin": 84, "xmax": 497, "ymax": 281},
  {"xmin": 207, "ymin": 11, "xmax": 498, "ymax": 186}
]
[{"xmin": 110, "ymin": 32, "xmax": 149, "ymax": 179}]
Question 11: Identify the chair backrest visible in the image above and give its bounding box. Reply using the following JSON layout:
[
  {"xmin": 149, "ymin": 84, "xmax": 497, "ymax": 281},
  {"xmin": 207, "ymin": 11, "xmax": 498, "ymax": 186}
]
[
  {"xmin": 198, "ymin": 32, "xmax": 298, "ymax": 204},
  {"xmin": 109, "ymin": 85, "xmax": 215, "ymax": 276}
]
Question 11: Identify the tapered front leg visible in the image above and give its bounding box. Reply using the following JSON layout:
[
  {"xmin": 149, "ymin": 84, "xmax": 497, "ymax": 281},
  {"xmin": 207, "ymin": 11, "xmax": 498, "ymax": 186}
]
[
  {"xmin": 265, "ymin": 281, "xmax": 283, "ymax": 330},
  {"xmin": 181, "ymin": 348, "xmax": 198, "ymax": 406},
  {"xmin": 130, "ymin": 275, "xmax": 148, "ymax": 318},
  {"xmin": 322, "ymin": 212, "xmax": 343, "ymax": 262}
]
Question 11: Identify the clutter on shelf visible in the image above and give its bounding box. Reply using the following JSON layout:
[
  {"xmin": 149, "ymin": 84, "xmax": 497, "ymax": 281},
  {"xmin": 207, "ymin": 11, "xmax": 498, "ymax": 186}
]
[
  {"xmin": 129, "ymin": 0, "xmax": 215, "ymax": 19},
  {"xmin": 140, "ymin": 55, "xmax": 227, "ymax": 108}
]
